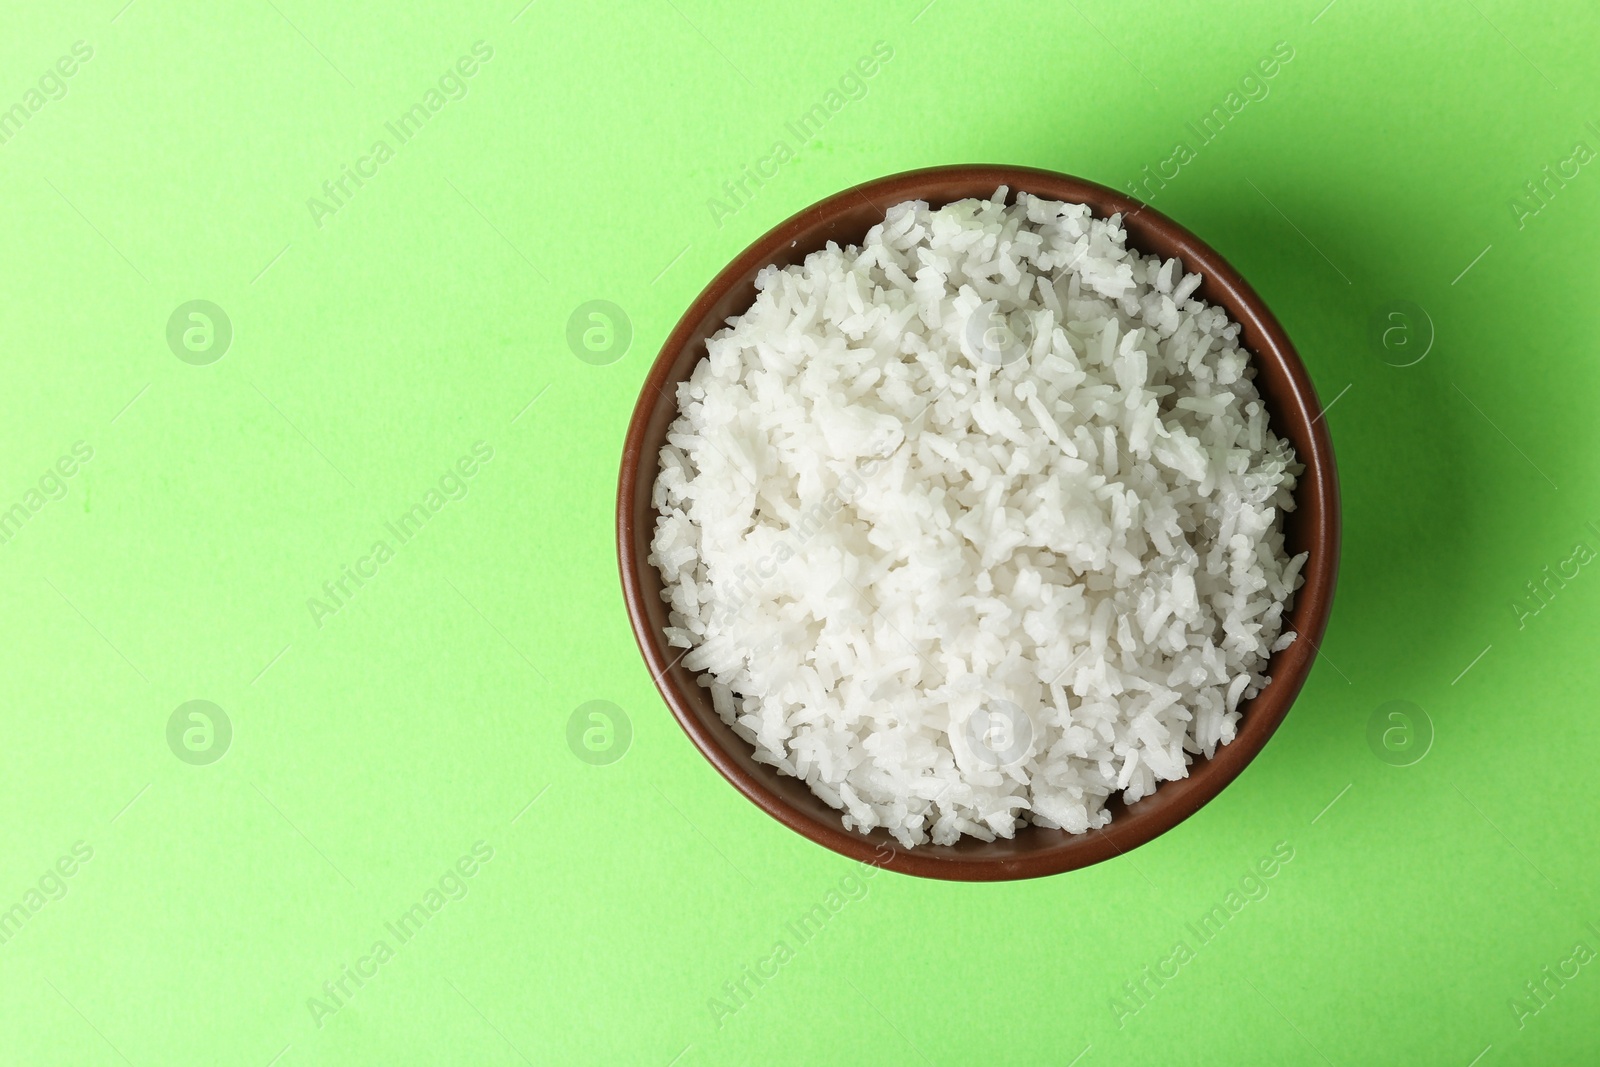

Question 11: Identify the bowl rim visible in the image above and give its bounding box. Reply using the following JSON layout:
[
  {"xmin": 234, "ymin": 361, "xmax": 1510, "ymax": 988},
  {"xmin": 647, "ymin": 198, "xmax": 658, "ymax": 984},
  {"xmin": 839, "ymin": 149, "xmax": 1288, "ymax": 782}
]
[{"xmin": 618, "ymin": 164, "xmax": 1341, "ymax": 881}]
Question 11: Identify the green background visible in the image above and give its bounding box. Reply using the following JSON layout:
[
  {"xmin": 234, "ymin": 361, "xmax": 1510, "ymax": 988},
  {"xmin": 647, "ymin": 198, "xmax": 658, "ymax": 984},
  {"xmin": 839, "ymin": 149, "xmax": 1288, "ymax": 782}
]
[{"xmin": 1, "ymin": 0, "xmax": 1597, "ymax": 1063}]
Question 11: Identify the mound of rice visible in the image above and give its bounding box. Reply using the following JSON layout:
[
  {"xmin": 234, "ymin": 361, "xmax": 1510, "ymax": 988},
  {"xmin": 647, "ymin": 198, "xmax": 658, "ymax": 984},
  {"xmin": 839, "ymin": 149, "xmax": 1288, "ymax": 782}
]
[{"xmin": 649, "ymin": 189, "xmax": 1306, "ymax": 848}]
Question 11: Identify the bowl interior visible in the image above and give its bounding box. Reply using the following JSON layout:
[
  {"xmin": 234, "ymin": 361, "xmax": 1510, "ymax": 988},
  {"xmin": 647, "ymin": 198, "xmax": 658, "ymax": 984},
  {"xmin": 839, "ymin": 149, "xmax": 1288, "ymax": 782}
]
[{"xmin": 618, "ymin": 165, "xmax": 1339, "ymax": 881}]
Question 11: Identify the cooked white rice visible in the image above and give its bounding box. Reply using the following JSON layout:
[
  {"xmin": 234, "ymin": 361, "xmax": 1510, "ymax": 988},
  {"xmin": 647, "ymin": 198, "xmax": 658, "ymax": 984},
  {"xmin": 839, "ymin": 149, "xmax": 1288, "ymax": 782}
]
[{"xmin": 649, "ymin": 189, "xmax": 1306, "ymax": 847}]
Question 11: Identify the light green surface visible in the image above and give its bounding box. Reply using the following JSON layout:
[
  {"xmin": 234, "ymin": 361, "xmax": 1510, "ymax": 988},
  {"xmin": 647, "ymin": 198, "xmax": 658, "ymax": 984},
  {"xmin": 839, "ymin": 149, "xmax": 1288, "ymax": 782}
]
[{"xmin": 2, "ymin": 1, "xmax": 1598, "ymax": 1063}]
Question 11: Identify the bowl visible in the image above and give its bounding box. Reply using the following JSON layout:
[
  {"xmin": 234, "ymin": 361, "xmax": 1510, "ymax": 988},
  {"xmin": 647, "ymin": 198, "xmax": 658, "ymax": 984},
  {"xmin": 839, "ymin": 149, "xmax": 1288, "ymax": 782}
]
[{"xmin": 617, "ymin": 164, "xmax": 1340, "ymax": 881}]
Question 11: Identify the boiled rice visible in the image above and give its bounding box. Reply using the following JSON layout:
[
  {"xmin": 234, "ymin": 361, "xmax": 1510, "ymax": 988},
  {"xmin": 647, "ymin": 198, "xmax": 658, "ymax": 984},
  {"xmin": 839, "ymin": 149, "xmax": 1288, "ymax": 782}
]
[{"xmin": 649, "ymin": 189, "xmax": 1306, "ymax": 847}]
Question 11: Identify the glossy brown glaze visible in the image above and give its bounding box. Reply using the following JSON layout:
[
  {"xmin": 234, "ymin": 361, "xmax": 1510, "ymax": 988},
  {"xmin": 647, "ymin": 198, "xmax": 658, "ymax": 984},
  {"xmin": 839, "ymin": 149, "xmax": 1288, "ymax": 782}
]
[{"xmin": 618, "ymin": 165, "xmax": 1340, "ymax": 881}]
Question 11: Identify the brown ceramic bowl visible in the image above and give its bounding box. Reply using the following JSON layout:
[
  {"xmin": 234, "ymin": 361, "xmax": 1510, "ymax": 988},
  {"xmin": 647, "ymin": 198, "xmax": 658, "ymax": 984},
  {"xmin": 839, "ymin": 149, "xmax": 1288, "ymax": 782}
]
[{"xmin": 618, "ymin": 164, "xmax": 1340, "ymax": 881}]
